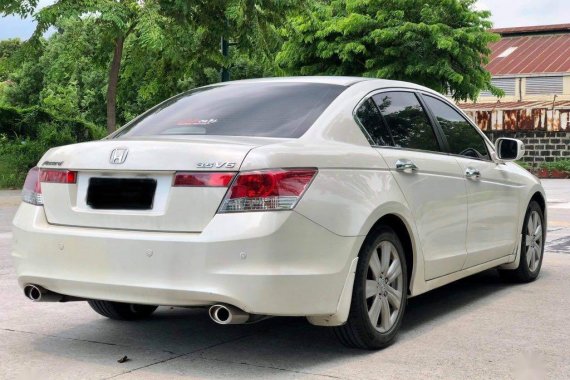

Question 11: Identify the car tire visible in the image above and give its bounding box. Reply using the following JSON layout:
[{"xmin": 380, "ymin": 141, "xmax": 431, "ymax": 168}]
[
  {"xmin": 334, "ymin": 225, "xmax": 408, "ymax": 349},
  {"xmin": 499, "ymin": 200, "xmax": 545, "ymax": 283},
  {"xmin": 88, "ymin": 300, "xmax": 158, "ymax": 320}
]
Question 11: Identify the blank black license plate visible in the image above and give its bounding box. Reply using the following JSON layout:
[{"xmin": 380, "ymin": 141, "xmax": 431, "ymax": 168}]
[{"xmin": 86, "ymin": 178, "xmax": 157, "ymax": 210}]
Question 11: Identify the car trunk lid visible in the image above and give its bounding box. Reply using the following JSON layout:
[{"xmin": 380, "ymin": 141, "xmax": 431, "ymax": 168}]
[{"xmin": 38, "ymin": 137, "xmax": 276, "ymax": 232}]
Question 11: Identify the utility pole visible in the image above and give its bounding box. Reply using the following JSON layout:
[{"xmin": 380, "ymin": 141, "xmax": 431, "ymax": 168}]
[{"xmin": 221, "ymin": 37, "xmax": 230, "ymax": 82}]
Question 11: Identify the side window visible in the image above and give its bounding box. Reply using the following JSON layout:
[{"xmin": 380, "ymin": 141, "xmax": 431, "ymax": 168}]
[
  {"xmin": 424, "ymin": 95, "xmax": 490, "ymax": 160},
  {"xmin": 355, "ymin": 98, "xmax": 393, "ymax": 146},
  {"xmin": 372, "ymin": 92, "xmax": 440, "ymax": 152}
]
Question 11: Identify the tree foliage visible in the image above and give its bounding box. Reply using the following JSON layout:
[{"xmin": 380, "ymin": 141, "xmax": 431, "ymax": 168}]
[
  {"xmin": 0, "ymin": 39, "xmax": 21, "ymax": 81},
  {"xmin": 0, "ymin": 104, "xmax": 105, "ymax": 188},
  {"xmin": 0, "ymin": 0, "xmax": 504, "ymax": 188},
  {"xmin": 0, "ymin": 0, "xmax": 502, "ymax": 130},
  {"xmin": 1, "ymin": 0, "xmax": 303, "ymax": 131},
  {"xmin": 277, "ymin": 0, "xmax": 501, "ymax": 100}
]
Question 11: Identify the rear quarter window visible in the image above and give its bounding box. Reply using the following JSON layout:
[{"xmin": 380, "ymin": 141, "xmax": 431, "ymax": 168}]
[
  {"xmin": 354, "ymin": 98, "xmax": 392, "ymax": 146},
  {"xmin": 373, "ymin": 91, "xmax": 441, "ymax": 152},
  {"xmin": 113, "ymin": 83, "xmax": 346, "ymax": 139}
]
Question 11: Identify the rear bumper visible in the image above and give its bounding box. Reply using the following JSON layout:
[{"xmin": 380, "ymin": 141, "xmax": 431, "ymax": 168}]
[{"xmin": 12, "ymin": 203, "xmax": 363, "ymax": 316}]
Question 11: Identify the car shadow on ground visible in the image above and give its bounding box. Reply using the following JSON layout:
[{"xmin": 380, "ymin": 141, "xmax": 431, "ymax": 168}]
[
  {"xmin": 403, "ymin": 268, "xmax": 511, "ymax": 332},
  {"xmin": 31, "ymin": 267, "xmax": 526, "ymax": 375}
]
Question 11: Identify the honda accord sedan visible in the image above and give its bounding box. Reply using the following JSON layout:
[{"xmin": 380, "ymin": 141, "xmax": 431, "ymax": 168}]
[{"xmin": 12, "ymin": 77, "xmax": 546, "ymax": 349}]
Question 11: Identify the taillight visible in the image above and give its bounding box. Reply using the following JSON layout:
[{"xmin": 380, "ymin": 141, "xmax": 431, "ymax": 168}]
[
  {"xmin": 22, "ymin": 167, "xmax": 43, "ymax": 206},
  {"xmin": 22, "ymin": 168, "xmax": 77, "ymax": 206},
  {"xmin": 40, "ymin": 169, "xmax": 77, "ymax": 184},
  {"xmin": 173, "ymin": 172, "xmax": 235, "ymax": 187},
  {"xmin": 218, "ymin": 169, "xmax": 317, "ymax": 213}
]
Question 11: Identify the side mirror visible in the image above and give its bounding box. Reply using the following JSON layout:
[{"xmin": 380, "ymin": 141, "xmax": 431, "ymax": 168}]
[{"xmin": 495, "ymin": 138, "xmax": 525, "ymax": 161}]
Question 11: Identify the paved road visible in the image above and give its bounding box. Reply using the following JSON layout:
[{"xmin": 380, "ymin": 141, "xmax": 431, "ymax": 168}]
[{"xmin": 1, "ymin": 182, "xmax": 569, "ymax": 379}]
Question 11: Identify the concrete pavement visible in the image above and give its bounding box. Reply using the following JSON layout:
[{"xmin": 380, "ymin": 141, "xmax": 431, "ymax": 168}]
[{"xmin": 0, "ymin": 182, "xmax": 569, "ymax": 379}]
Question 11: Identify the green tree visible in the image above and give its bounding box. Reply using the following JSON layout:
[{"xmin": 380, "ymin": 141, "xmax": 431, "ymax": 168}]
[
  {"xmin": 33, "ymin": 0, "xmax": 191, "ymax": 133},
  {"xmin": 0, "ymin": 39, "xmax": 23, "ymax": 104},
  {"xmin": 1, "ymin": 18, "xmax": 110, "ymax": 124},
  {"xmin": 1, "ymin": 43, "xmax": 44, "ymax": 107},
  {"xmin": 2, "ymin": 0, "xmax": 303, "ymax": 132},
  {"xmin": 1, "ymin": 15, "xmax": 284, "ymax": 128},
  {"xmin": 2, "ymin": 0, "xmax": 169, "ymax": 132},
  {"xmin": 37, "ymin": 18, "xmax": 110, "ymax": 124},
  {"xmin": 277, "ymin": 0, "xmax": 501, "ymax": 101},
  {"xmin": 0, "ymin": 39, "xmax": 22, "ymax": 81}
]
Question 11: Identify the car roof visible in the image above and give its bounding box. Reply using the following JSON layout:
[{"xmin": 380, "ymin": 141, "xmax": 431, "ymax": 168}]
[
  {"xmin": 220, "ymin": 76, "xmax": 368, "ymax": 86},
  {"xmin": 217, "ymin": 76, "xmax": 439, "ymax": 94}
]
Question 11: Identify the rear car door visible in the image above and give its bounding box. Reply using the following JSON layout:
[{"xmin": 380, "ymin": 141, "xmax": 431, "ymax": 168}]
[
  {"xmin": 421, "ymin": 94, "xmax": 521, "ymax": 268},
  {"xmin": 355, "ymin": 90, "xmax": 468, "ymax": 280}
]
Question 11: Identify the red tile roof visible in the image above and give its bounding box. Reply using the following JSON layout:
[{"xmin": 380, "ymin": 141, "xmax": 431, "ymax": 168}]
[
  {"xmin": 492, "ymin": 23, "xmax": 570, "ymax": 36},
  {"xmin": 486, "ymin": 24, "xmax": 570, "ymax": 75},
  {"xmin": 458, "ymin": 101, "xmax": 570, "ymax": 110},
  {"xmin": 459, "ymin": 101, "xmax": 541, "ymax": 110}
]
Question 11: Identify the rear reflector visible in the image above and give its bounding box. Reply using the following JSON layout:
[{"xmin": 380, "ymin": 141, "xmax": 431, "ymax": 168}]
[
  {"xmin": 40, "ymin": 169, "xmax": 77, "ymax": 184},
  {"xmin": 173, "ymin": 172, "xmax": 235, "ymax": 187},
  {"xmin": 22, "ymin": 167, "xmax": 43, "ymax": 206},
  {"xmin": 218, "ymin": 169, "xmax": 317, "ymax": 213}
]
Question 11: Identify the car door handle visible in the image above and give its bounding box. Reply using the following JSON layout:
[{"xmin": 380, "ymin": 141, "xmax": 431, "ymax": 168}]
[
  {"xmin": 465, "ymin": 167, "xmax": 481, "ymax": 179},
  {"xmin": 395, "ymin": 159, "xmax": 418, "ymax": 172}
]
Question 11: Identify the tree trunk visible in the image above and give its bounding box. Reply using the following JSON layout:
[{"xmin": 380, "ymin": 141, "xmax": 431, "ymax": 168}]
[{"xmin": 106, "ymin": 36, "xmax": 124, "ymax": 133}]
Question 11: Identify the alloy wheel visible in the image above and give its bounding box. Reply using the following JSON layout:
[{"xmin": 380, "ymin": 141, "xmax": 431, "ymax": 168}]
[
  {"xmin": 525, "ymin": 210, "xmax": 543, "ymax": 272},
  {"xmin": 366, "ymin": 241, "xmax": 404, "ymax": 333}
]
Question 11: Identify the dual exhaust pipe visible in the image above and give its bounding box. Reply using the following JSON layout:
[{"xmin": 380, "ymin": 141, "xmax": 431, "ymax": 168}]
[
  {"xmin": 208, "ymin": 304, "xmax": 268, "ymax": 325},
  {"xmin": 24, "ymin": 285, "xmax": 265, "ymax": 325}
]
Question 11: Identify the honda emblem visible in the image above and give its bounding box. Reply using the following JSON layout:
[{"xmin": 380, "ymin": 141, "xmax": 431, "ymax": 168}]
[{"xmin": 110, "ymin": 148, "xmax": 128, "ymax": 164}]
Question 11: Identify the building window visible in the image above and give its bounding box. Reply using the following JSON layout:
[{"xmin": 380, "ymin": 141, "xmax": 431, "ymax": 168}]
[
  {"xmin": 526, "ymin": 76, "xmax": 563, "ymax": 95},
  {"xmin": 479, "ymin": 78, "xmax": 516, "ymax": 97}
]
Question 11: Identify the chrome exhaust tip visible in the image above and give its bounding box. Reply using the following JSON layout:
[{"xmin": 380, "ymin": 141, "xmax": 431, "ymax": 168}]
[
  {"xmin": 23, "ymin": 284, "xmax": 64, "ymax": 302},
  {"xmin": 24, "ymin": 284, "xmax": 42, "ymax": 301},
  {"xmin": 208, "ymin": 304, "xmax": 251, "ymax": 325}
]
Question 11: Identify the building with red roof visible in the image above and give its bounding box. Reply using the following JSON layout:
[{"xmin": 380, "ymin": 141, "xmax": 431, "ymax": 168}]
[{"xmin": 458, "ymin": 23, "xmax": 570, "ymax": 165}]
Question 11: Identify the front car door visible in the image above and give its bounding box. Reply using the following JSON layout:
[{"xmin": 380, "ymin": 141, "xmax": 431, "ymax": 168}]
[
  {"xmin": 421, "ymin": 94, "xmax": 522, "ymax": 268},
  {"xmin": 355, "ymin": 90, "xmax": 469, "ymax": 280}
]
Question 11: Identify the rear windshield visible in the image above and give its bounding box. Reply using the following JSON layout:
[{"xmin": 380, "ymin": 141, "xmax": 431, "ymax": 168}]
[{"xmin": 113, "ymin": 82, "xmax": 346, "ymax": 139}]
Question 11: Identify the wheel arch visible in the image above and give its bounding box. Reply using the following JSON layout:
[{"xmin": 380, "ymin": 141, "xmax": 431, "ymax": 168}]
[
  {"xmin": 367, "ymin": 213, "xmax": 416, "ymax": 295},
  {"xmin": 307, "ymin": 211, "xmax": 419, "ymax": 327},
  {"xmin": 525, "ymin": 187, "xmax": 547, "ymax": 233},
  {"xmin": 500, "ymin": 187, "xmax": 547, "ymax": 271},
  {"xmin": 530, "ymin": 191, "xmax": 546, "ymax": 218}
]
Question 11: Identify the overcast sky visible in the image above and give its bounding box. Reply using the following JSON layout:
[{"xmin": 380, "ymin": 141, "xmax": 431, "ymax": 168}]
[
  {"xmin": 475, "ymin": 0, "xmax": 569, "ymax": 29},
  {"xmin": 0, "ymin": 0, "xmax": 568, "ymax": 40}
]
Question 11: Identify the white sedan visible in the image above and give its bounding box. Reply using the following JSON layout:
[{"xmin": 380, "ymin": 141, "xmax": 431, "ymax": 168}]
[{"xmin": 12, "ymin": 77, "xmax": 546, "ymax": 349}]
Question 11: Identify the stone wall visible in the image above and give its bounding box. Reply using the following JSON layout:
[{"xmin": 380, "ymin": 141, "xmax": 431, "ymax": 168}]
[{"xmin": 484, "ymin": 131, "xmax": 570, "ymax": 167}]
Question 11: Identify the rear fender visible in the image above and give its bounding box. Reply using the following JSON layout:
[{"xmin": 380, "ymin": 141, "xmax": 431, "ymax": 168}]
[{"xmin": 500, "ymin": 184, "xmax": 547, "ymax": 270}]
